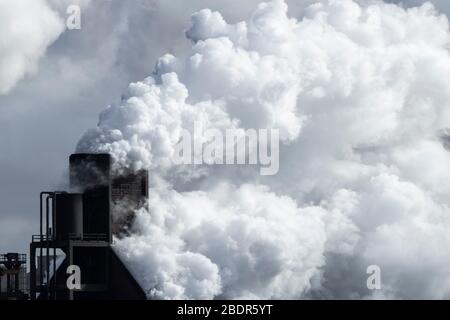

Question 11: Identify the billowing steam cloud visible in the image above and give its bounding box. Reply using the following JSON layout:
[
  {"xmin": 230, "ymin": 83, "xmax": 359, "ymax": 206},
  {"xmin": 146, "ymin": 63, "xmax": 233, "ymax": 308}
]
[
  {"xmin": 0, "ymin": 0, "xmax": 65, "ymax": 94},
  {"xmin": 77, "ymin": 0, "xmax": 450, "ymax": 299}
]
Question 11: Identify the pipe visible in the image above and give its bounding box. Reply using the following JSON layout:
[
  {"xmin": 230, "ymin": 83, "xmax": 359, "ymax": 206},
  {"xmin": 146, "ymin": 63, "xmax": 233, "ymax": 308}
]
[
  {"xmin": 39, "ymin": 191, "xmax": 53, "ymax": 295},
  {"xmin": 52, "ymin": 193, "xmax": 56, "ymax": 300},
  {"xmin": 46, "ymin": 195, "xmax": 51, "ymax": 299}
]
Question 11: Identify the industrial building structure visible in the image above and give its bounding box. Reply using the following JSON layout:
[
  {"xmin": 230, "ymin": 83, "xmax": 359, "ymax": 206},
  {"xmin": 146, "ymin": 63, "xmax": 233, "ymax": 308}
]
[
  {"xmin": 23, "ymin": 153, "xmax": 148, "ymax": 300},
  {"xmin": 0, "ymin": 253, "xmax": 28, "ymax": 300}
]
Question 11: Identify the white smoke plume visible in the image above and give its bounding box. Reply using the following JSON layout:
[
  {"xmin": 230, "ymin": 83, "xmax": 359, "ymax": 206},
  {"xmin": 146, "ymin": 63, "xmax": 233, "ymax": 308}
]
[
  {"xmin": 77, "ymin": 0, "xmax": 450, "ymax": 299},
  {"xmin": 0, "ymin": 0, "xmax": 66, "ymax": 94}
]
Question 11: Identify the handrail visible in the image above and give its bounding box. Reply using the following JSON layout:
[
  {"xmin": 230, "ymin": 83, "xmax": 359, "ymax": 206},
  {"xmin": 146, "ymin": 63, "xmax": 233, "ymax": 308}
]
[
  {"xmin": 32, "ymin": 233, "xmax": 109, "ymax": 242},
  {"xmin": 0, "ymin": 254, "xmax": 27, "ymax": 263}
]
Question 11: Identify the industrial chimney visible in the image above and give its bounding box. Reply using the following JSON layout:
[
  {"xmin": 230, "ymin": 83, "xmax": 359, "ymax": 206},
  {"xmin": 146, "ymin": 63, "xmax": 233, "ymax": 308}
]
[{"xmin": 29, "ymin": 153, "xmax": 147, "ymax": 300}]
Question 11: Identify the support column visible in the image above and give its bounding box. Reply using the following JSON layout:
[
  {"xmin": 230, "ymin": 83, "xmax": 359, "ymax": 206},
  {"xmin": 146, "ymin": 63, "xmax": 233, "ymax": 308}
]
[
  {"xmin": 15, "ymin": 272, "xmax": 19, "ymax": 293},
  {"xmin": 30, "ymin": 244, "xmax": 36, "ymax": 300},
  {"xmin": 6, "ymin": 274, "xmax": 10, "ymax": 294},
  {"xmin": 68, "ymin": 240, "xmax": 74, "ymax": 301}
]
